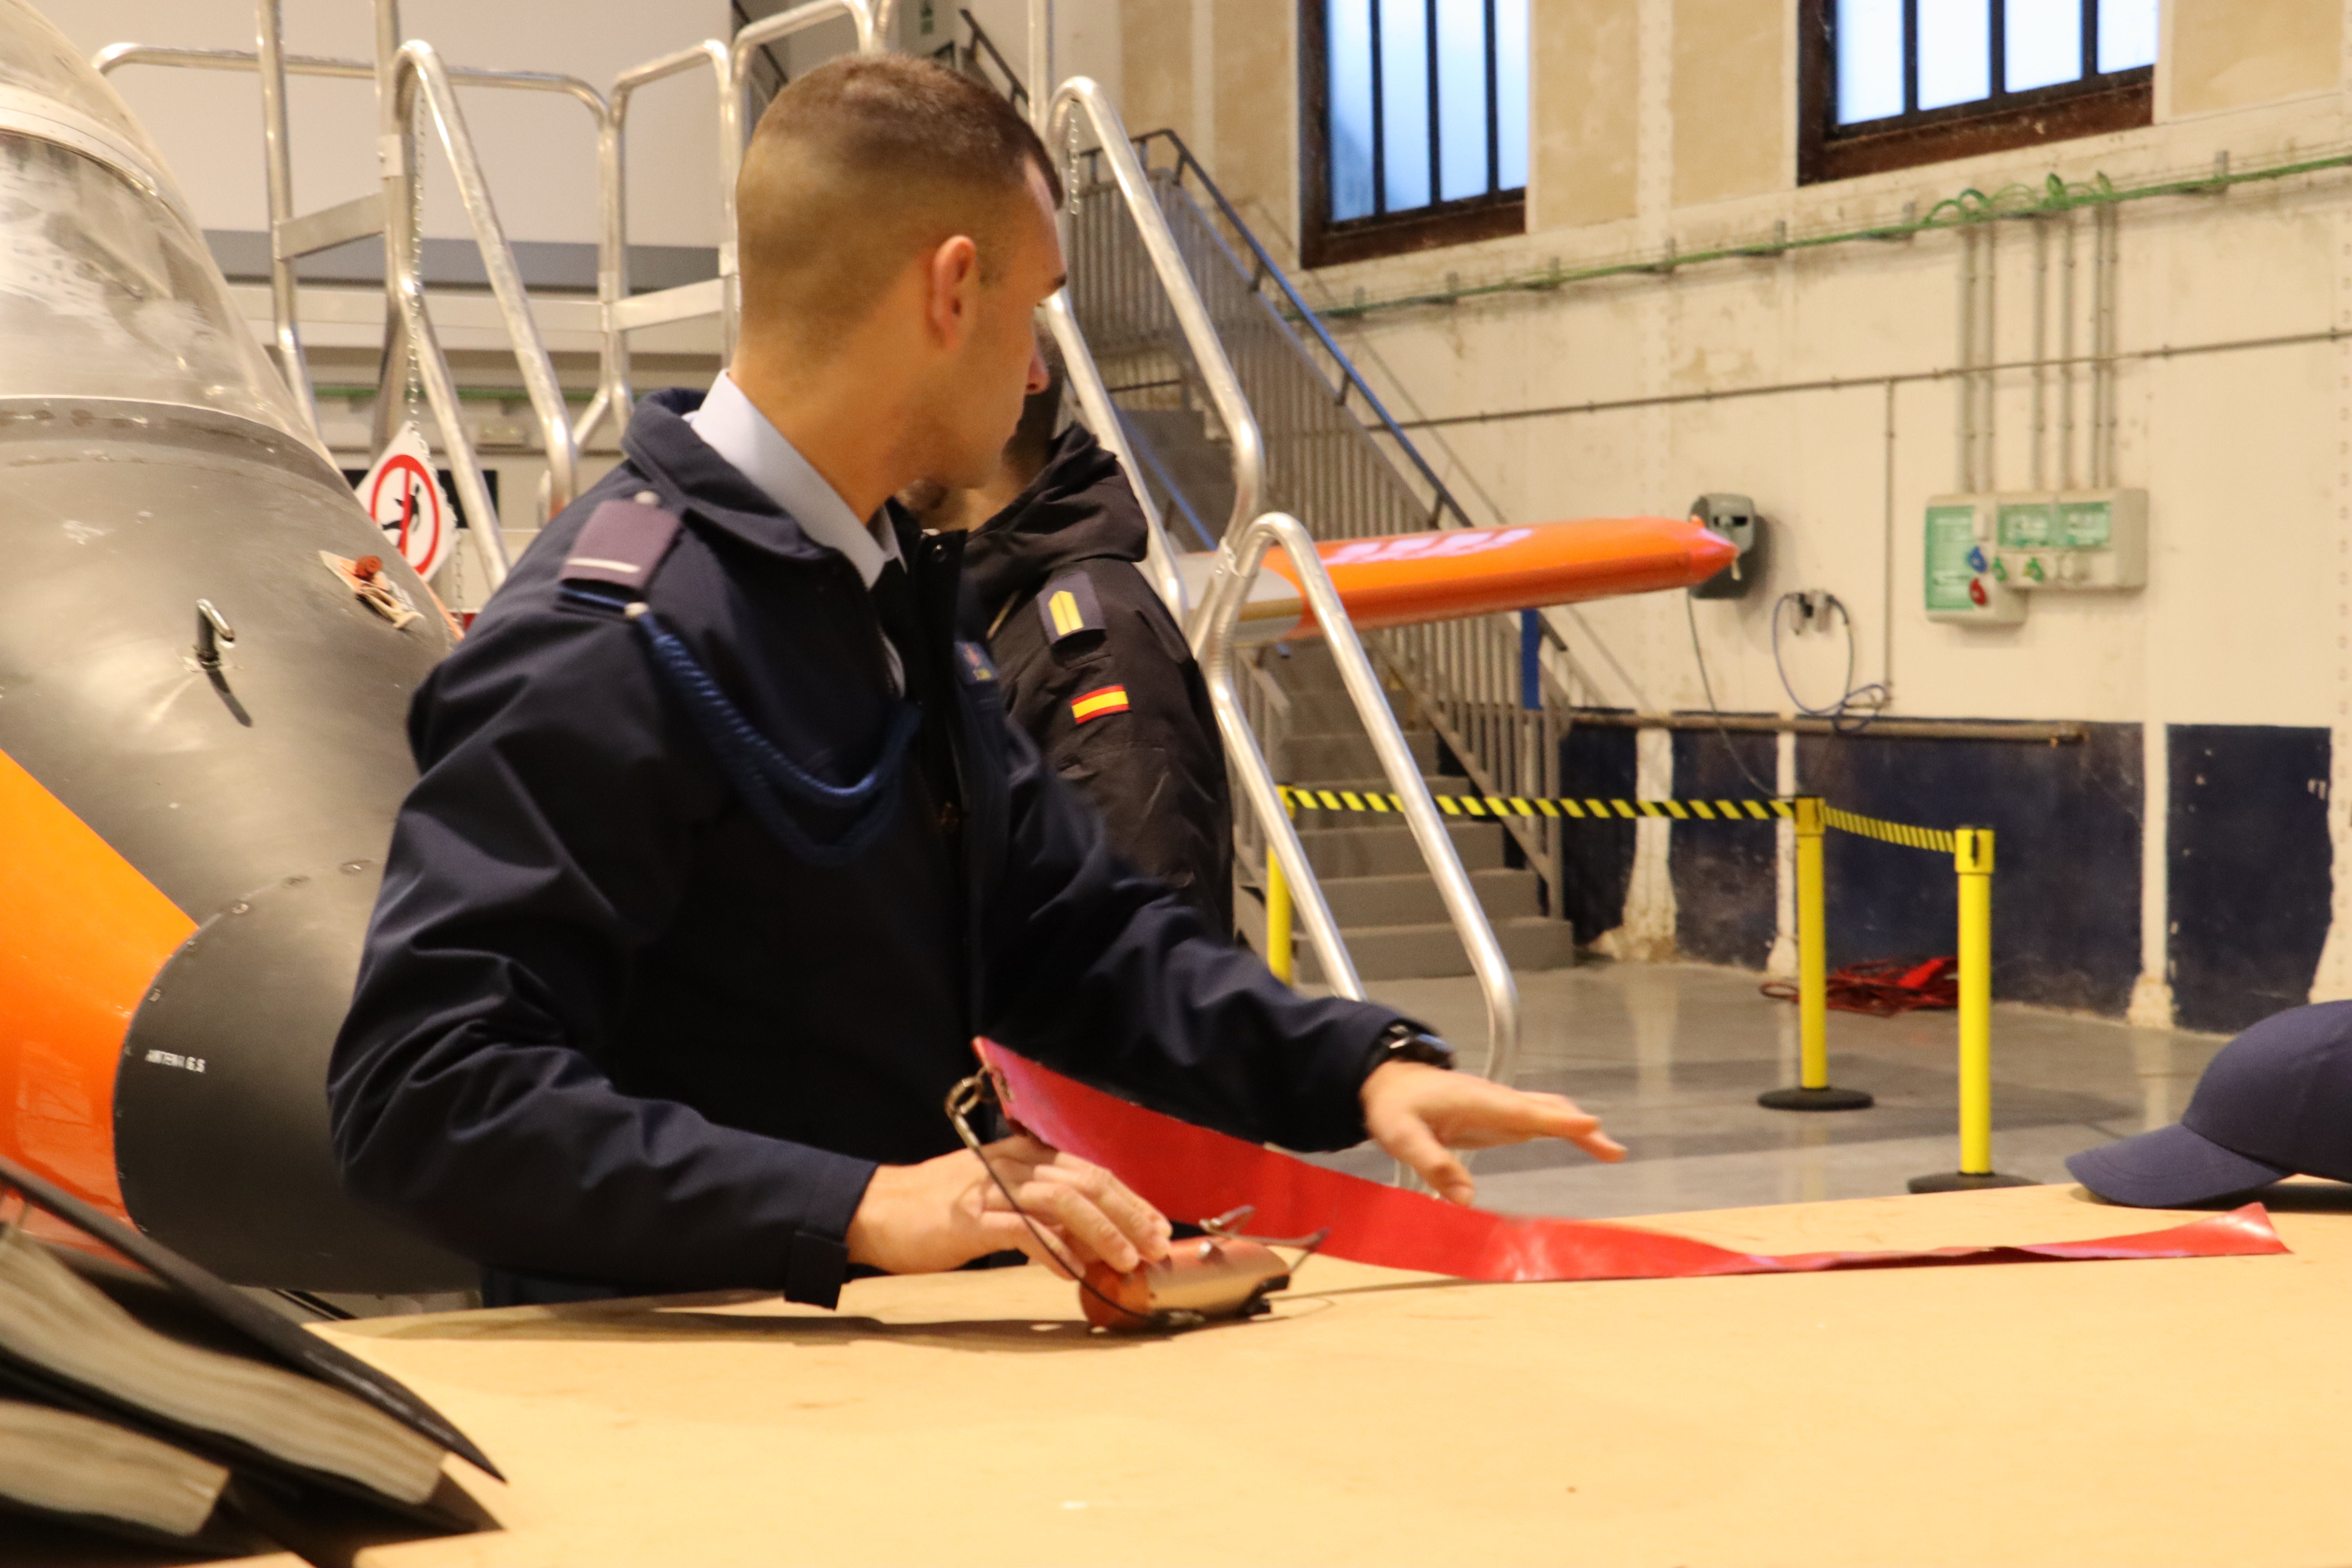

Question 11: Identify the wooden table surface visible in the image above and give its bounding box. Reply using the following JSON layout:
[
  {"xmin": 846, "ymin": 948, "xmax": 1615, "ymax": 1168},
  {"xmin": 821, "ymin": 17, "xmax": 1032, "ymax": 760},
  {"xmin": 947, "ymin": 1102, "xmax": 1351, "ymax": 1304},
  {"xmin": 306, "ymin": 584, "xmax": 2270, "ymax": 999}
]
[{"xmin": 287, "ymin": 1183, "xmax": 2352, "ymax": 1567}]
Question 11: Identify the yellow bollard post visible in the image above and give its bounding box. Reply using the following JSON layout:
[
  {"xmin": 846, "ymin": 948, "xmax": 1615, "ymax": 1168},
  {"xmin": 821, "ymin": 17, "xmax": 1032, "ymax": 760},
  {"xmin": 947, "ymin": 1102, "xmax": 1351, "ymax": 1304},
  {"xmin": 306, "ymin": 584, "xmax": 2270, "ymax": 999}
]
[
  {"xmin": 1266, "ymin": 846, "xmax": 1293, "ymax": 985},
  {"xmin": 1909, "ymin": 826, "xmax": 2031, "ymax": 1191},
  {"xmin": 1797, "ymin": 796, "xmax": 1830, "ymax": 1090},
  {"xmin": 1265, "ymin": 796, "xmax": 1295, "ymax": 987},
  {"xmin": 1759, "ymin": 797, "xmax": 1873, "ymax": 1112}
]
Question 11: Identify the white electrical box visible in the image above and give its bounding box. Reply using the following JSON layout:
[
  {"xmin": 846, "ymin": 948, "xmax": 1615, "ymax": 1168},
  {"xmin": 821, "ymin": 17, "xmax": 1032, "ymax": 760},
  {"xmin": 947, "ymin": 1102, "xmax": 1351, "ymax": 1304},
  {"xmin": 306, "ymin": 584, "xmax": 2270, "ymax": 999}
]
[
  {"xmin": 1991, "ymin": 488, "xmax": 2147, "ymax": 592},
  {"xmin": 1924, "ymin": 495, "xmax": 2025, "ymax": 624}
]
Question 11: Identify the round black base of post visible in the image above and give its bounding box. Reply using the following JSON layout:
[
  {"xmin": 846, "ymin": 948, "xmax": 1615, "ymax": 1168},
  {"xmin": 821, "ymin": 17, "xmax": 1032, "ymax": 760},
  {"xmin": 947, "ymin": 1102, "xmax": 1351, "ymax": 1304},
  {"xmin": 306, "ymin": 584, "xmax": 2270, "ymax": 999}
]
[
  {"xmin": 1906, "ymin": 1171, "xmax": 2038, "ymax": 1193},
  {"xmin": 1757, "ymin": 1086, "xmax": 1876, "ymax": 1112}
]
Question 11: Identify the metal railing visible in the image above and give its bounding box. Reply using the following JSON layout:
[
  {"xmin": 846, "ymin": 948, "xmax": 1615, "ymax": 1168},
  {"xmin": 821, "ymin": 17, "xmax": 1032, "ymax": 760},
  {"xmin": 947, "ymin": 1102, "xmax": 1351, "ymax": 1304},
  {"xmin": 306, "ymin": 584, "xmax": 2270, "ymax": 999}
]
[
  {"xmin": 931, "ymin": 7, "xmax": 1028, "ymax": 113},
  {"xmin": 592, "ymin": 0, "xmax": 889, "ymax": 430},
  {"xmin": 382, "ymin": 36, "xmax": 582, "ymax": 574},
  {"xmin": 1064, "ymin": 128, "xmax": 1581, "ymax": 907},
  {"xmin": 1047, "ymin": 79, "xmax": 1518, "ymax": 1085},
  {"xmin": 96, "ymin": 0, "xmax": 602, "ymax": 582}
]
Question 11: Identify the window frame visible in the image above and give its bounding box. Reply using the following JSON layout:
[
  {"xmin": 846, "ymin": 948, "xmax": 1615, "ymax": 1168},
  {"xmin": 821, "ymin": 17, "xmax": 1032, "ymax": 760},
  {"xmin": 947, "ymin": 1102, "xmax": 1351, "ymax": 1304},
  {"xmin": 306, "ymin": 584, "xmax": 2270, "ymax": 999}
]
[
  {"xmin": 1798, "ymin": 0, "xmax": 2154, "ymax": 186},
  {"xmin": 1299, "ymin": 0, "xmax": 1527, "ymax": 270}
]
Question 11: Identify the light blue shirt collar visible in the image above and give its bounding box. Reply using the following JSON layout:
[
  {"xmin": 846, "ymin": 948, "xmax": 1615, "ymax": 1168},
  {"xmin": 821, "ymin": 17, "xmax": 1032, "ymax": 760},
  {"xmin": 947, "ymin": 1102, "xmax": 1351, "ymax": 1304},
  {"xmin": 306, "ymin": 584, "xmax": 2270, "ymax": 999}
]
[{"xmin": 683, "ymin": 371, "xmax": 901, "ymax": 590}]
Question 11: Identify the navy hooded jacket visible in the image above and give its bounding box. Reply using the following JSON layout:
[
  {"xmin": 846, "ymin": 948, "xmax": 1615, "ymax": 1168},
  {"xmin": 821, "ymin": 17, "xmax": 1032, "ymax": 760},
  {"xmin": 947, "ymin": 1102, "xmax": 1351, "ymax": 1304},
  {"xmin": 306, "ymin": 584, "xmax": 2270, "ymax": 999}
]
[{"xmin": 328, "ymin": 390, "xmax": 1407, "ymax": 1306}]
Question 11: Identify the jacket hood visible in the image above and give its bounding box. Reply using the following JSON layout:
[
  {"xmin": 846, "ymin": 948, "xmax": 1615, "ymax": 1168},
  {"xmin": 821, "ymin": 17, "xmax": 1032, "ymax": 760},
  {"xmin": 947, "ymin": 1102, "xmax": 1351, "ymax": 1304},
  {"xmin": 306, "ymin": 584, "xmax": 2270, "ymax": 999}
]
[{"xmin": 961, "ymin": 423, "xmax": 1149, "ymax": 620}]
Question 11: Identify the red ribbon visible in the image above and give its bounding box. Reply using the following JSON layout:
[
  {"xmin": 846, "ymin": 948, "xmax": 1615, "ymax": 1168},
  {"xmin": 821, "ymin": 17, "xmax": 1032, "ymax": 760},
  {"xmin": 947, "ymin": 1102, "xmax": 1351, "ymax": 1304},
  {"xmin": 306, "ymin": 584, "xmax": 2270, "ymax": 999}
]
[{"xmin": 975, "ymin": 1042, "xmax": 2288, "ymax": 1282}]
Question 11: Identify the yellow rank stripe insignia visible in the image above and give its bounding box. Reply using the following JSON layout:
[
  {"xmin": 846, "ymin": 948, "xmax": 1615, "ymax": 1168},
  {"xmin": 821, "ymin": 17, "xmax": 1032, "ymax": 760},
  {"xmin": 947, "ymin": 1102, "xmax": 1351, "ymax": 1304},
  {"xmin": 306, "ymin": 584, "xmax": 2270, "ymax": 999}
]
[
  {"xmin": 1071, "ymin": 684, "xmax": 1131, "ymax": 724},
  {"xmin": 1049, "ymin": 590, "xmax": 1085, "ymax": 638}
]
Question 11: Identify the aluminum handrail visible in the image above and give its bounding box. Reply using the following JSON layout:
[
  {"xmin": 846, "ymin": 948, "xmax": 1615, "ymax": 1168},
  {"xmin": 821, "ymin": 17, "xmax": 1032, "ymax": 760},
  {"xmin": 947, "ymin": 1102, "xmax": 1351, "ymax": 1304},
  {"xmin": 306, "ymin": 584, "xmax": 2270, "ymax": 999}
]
[
  {"xmin": 1192, "ymin": 514, "xmax": 1360, "ymax": 1002},
  {"xmin": 595, "ymin": 2, "xmax": 884, "ymax": 384},
  {"xmin": 590, "ymin": 40, "xmax": 736, "ymax": 437},
  {"xmin": 1041, "ymin": 292, "xmax": 1187, "ymax": 619},
  {"xmin": 253, "ymin": 5, "xmax": 313, "ymax": 439},
  {"xmin": 93, "ymin": 33, "xmax": 607, "ymax": 455},
  {"xmin": 1132, "ymin": 128, "xmax": 1485, "ymax": 543},
  {"xmin": 383, "ymin": 38, "xmax": 583, "ymax": 582},
  {"xmin": 722, "ymin": 1, "xmax": 884, "ymax": 346},
  {"xmin": 956, "ymin": 8, "xmax": 1029, "ymax": 111},
  {"xmin": 1047, "ymin": 79, "xmax": 1262, "ymax": 570},
  {"xmin": 1196, "ymin": 513, "xmax": 1523, "ymax": 1085},
  {"xmin": 1060, "ymin": 106, "xmax": 1526, "ymax": 1071},
  {"xmin": 1026, "ymin": 0, "xmax": 1053, "ymax": 131},
  {"xmin": 93, "ymin": 42, "xmax": 606, "ymax": 108}
]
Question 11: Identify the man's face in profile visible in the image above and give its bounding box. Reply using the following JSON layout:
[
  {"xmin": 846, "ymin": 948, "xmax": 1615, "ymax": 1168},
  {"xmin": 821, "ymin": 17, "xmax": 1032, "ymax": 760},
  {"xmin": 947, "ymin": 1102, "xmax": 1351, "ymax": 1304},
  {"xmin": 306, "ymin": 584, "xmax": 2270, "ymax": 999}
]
[{"xmin": 935, "ymin": 162, "xmax": 1063, "ymax": 491}]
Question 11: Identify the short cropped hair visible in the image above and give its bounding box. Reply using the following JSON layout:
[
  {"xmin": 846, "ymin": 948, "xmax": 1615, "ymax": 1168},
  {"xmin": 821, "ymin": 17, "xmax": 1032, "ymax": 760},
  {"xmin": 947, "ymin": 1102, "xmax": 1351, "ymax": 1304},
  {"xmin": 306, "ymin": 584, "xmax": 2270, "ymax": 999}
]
[{"xmin": 735, "ymin": 55, "xmax": 1062, "ymax": 353}]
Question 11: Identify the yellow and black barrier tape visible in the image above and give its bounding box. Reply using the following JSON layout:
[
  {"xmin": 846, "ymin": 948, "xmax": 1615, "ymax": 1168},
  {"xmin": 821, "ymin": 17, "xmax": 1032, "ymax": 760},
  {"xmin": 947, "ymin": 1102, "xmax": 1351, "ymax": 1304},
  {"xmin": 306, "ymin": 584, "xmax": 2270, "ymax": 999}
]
[
  {"xmin": 1278, "ymin": 787, "xmax": 1960, "ymax": 853},
  {"xmin": 1277, "ymin": 786, "xmax": 1795, "ymax": 823},
  {"xmin": 1820, "ymin": 805, "xmax": 1959, "ymax": 855}
]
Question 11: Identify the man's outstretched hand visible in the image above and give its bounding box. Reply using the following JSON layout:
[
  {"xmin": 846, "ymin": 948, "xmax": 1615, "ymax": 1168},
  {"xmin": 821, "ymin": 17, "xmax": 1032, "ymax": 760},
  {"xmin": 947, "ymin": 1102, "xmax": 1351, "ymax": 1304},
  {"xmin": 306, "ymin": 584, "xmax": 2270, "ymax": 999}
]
[
  {"xmin": 1361, "ymin": 1061, "xmax": 1626, "ymax": 1206},
  {"xmin": 845, "ymin": 1134, "xmax": 1172, "ymax": 1279}
]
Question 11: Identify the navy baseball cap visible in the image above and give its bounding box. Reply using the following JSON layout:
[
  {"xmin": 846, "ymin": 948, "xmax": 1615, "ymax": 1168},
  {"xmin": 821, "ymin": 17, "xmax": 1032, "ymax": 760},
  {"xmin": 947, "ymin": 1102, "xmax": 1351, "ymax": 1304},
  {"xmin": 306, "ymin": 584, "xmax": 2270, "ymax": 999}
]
[{"xmin": 2067, "ymin": 1000, "xmax": 2352, "ymax": 1207}]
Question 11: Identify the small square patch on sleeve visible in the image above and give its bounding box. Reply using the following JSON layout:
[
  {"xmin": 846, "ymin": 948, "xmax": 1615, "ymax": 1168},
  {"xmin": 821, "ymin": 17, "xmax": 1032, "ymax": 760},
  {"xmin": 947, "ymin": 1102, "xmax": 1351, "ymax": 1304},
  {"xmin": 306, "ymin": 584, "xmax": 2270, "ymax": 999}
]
[
  {"xmin": 1070, "ymin": 684, "xmax": 1130, "ymax": 724},
  {"xmin": 956, "ymin": 640, "xmax": 998, "ymax": 684},
  {"xmin": 1037, "ymin": 570, "xmax": 1105, "ymax": 645}
]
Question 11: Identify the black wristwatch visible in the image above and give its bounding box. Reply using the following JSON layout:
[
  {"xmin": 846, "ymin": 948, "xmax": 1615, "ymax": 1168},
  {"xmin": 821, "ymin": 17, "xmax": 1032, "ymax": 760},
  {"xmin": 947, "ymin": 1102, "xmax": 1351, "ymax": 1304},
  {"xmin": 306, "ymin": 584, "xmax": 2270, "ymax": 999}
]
[{"xmin": 1366, "ymin": 1021, "xmax": 1457, "ymax": 1078}]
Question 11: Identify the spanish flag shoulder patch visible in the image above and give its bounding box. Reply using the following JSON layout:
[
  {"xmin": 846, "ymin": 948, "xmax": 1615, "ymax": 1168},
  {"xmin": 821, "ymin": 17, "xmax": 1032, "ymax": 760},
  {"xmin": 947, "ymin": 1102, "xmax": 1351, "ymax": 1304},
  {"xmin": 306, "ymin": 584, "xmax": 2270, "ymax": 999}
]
[{"xmin": 1071, "ymin": 684, "xmax": 1131, "ymax": 724}]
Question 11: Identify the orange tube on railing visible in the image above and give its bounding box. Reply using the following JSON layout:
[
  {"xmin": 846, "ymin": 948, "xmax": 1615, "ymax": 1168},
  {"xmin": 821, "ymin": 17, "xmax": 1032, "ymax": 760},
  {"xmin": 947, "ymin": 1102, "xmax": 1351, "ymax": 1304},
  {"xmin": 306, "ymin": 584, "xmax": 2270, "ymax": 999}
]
[{"xmin": 1180, "ymin": 516, "xmax": 1738, "ymax": 643}]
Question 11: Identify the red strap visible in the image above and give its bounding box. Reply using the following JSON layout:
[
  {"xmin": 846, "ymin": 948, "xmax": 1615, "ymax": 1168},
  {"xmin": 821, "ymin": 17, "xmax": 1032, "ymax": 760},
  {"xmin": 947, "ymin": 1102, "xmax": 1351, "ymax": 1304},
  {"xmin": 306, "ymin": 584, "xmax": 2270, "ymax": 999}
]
[{"xmin": 975, "ymin": 1042, "xmax": 2286, "ymax": 1282}]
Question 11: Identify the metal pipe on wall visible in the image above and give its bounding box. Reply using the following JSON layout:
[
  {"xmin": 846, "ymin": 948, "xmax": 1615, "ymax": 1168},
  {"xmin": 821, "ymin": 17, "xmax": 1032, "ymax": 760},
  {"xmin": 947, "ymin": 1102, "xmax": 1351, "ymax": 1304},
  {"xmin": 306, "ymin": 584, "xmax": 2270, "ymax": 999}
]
[
  {"xmin": 2107, "ymin": 202, "xmax": 2126, "ymax": 486},
  {"xmin": 1957, "ymin": 226, "xmax": 1976, "ymax": 491},
  {"xmin": 2031, "ymin": 216, "xmax": 2047, "ymax": 488},
  {"xmin": 2061, "ymin": 210, "xmax": 2078, "ymax": 489}
]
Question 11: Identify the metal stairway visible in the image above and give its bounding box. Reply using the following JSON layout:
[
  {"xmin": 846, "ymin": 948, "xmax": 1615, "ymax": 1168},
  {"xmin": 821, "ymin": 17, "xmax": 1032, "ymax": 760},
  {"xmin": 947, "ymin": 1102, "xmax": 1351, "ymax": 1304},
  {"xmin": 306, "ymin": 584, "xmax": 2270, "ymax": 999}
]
[
  {"xmin": 1066, "ymin": 132, "xmax": 1583, "ymax": 980},
  {"xmin": 1232, "ymin": 644, "xmax": 1579, "ymax": 982}
]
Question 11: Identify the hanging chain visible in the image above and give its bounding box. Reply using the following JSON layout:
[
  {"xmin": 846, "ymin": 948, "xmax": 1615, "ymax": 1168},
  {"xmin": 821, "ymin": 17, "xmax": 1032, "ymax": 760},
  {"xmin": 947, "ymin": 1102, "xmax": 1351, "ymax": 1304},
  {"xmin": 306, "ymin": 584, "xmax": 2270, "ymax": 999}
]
[{"xmin": 401, "ymin": 103, "xmax": 425, "ymax": 437}]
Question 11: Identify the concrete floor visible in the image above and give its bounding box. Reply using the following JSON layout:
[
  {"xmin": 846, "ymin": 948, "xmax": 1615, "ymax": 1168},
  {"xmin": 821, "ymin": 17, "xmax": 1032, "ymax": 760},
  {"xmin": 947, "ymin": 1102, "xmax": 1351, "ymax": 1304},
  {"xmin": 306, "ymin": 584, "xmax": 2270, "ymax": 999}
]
[{"xmin": 1314, "ymin": 959, "xmax": 2230, "ymax": 1218}]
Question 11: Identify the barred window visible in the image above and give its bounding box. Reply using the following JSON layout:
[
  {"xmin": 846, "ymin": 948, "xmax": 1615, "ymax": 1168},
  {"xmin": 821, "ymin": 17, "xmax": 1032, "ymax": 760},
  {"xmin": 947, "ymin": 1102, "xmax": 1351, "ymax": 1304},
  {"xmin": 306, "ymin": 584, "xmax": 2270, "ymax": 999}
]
[
  {"xmin": 1304, "ymin": 0, "xmax": 1528, "ymax": 268},
  {"xmin": 1802, "ymin": 0, "xmax": 2157, "ymax": 184}
]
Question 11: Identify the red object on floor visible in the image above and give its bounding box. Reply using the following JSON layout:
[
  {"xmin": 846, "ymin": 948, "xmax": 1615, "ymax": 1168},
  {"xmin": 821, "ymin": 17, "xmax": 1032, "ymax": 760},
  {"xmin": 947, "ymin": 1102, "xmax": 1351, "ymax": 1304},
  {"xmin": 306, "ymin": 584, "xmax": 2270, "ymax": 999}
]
[
  {"xmin": 973, "ymin": 1041, "xmax": 2288, "ymax": 1284},
  {"xmin": 1764, "ymin": 955, "xmax": 1959, "ymax": 1017}
]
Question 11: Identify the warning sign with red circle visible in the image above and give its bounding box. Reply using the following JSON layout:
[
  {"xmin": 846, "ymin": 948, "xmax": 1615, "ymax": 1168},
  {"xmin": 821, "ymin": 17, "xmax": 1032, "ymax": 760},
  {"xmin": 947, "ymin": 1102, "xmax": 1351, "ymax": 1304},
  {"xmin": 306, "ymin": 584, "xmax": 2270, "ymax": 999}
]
[{"xmin": 357, "ymin": 425, "xmax": 456, "ymax": 580}]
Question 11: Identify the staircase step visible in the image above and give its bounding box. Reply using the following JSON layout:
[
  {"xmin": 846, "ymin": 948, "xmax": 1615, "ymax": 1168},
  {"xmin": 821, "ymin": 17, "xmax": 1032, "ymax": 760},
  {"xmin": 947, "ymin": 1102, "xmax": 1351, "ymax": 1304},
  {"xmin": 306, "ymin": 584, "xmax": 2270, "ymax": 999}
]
[
  {"xmin": 1296, "ymin": 916, "xmax": 1581, "ymax": 983},
  {"xmin": 1319, "ymin": 868, "xmax": 1544, "ymax": 927},
  {"xmin": 1259, "ymin": 682, "xmax": 1412, "ymax": 733},
  {"xmin": 1279, "ymin": 728, "xmax": 1439, "ymax": 779},
  {"xmin": 1296, "ymin": 820, "xmax": 1506, "ymax": 875}
]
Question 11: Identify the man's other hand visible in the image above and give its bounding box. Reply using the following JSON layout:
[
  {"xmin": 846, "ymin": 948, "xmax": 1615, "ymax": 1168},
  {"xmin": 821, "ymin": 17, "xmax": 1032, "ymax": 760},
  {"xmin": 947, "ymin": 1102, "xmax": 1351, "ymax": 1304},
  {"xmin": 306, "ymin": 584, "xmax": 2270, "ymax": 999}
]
[
  {"xmin": 1361, "ymin": 1061, "xmax": 1626, "ymax": 1206},
  {"xmin": 845, "ymin": 1134, "xmax": 1173, "ymax": 1278}
]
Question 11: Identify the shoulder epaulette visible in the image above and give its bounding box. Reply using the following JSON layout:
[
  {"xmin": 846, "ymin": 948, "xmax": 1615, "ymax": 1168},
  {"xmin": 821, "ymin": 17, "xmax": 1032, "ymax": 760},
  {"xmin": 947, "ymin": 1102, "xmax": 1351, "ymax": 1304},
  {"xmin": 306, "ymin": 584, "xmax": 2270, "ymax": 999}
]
[
  {"xmin": 1036, "ymin": 569, "xmax": 1106, "ymax": 646},
  {"xmin": 560, "ymin": 489, "xmax": 682, "ymax": 611}
]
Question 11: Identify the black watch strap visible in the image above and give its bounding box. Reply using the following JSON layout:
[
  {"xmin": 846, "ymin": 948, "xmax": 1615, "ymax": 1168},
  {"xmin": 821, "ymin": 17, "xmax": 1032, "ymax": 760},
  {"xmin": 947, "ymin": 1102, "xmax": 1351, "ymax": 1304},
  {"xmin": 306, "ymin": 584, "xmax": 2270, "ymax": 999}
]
[{"xmin": 1370, "ymin": 1021, "xmax": 1456, "ymax": 1073}]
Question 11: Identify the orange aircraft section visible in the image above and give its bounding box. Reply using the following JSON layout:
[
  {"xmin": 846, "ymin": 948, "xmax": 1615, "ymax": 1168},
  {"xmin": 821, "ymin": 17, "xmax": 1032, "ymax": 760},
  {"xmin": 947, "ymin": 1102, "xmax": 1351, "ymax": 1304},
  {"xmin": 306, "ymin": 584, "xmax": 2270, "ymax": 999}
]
[
  {"xmin": 0, "ymin": 747, "xmax": 192, "ymax": 1230},
  {"xmin": 1252, "ymin": 515, "xmax": 1738, "ymax": 638}
]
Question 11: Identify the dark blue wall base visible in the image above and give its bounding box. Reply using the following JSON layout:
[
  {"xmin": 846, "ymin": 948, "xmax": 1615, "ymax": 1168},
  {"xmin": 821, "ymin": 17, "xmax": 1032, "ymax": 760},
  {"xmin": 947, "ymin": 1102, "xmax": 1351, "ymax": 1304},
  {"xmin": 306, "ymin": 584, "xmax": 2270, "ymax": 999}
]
[
  {"xmin": 1557, "ymin": 717, "xmax": 2336, "ymax": 1028},
  {"xmin": 1671, "ymin": 730, "xmax": 1780, "ymax": 967},
  {"xmin": 2168, "ymin": 725, "xmax": 2332, "ymax": 1034},
  {"xmin": 1798, "ymin": 722, "xmax": 2142, "ymax": 1014},
  {"xmin": 1556, "ymin": 721, "xmax": 1637, "ymax": 945}
]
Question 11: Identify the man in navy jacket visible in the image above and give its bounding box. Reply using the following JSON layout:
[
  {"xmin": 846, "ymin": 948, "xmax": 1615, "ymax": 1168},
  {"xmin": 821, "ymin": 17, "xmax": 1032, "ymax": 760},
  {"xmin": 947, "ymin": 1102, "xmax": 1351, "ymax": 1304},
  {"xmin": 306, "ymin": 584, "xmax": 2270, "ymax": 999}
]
[{"xmin": 329, "ymin": 55, "xmax": 1620, "ymax": 1308}]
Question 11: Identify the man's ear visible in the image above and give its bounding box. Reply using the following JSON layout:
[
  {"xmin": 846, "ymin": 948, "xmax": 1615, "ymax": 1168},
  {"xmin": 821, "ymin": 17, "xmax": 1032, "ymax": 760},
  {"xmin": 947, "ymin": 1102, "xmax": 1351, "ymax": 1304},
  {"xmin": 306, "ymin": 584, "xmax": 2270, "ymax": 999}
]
[{"xmin": 925, "ymin": 235, "xmax": 982, "ymax": 350}]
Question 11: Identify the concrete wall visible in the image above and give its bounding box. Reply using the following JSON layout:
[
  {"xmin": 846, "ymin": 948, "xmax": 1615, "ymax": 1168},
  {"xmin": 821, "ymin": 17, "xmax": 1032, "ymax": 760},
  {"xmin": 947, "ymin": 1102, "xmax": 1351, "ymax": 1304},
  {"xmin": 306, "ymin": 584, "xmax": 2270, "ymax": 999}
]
[{"xmin": 1100, "ymin": 0, "xmax": 2352, "ymax": 1030}]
